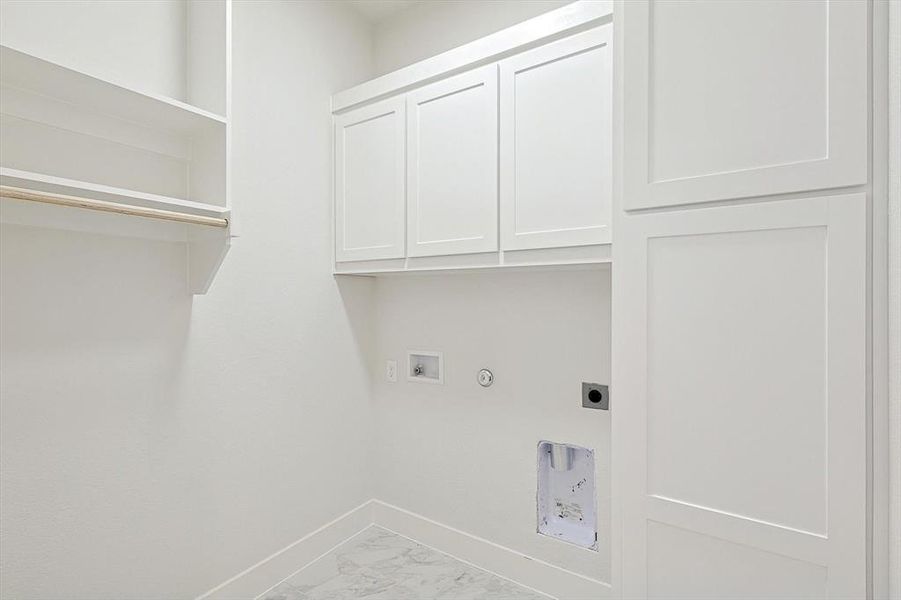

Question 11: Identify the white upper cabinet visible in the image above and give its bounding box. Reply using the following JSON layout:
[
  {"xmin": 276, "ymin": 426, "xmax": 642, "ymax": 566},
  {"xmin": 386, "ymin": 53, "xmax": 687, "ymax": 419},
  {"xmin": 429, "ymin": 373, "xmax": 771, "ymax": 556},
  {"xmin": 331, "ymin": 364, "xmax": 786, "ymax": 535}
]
[
  {"xmin": 407, "ymin": 65, "xmax": 498, "ymax": 257},
  {"xmin": 500, "ymin": 26, "xmax": 612, "ymax": 251},
  {"xmin": 334, "ymin": 97, "xmax": 406, "ymax": 262},
  {"xmin": 623, "ymin": 0, "xmax": 868, "ymax": 210},
  {"xmin": 331, "ymin": 1, "xmax": 615, "ymax": 273}
]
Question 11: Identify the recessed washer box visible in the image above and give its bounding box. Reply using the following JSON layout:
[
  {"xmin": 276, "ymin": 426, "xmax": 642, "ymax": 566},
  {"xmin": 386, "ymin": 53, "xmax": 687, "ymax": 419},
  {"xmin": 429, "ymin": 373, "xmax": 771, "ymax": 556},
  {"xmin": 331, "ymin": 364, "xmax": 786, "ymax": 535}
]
[
  {"xmin": 407, "ymin": 350, "xmax": 443, "ymax": 384},
  {"xmin": 537, "ymin": 441, "xmax": 597, "ymax": 550}
]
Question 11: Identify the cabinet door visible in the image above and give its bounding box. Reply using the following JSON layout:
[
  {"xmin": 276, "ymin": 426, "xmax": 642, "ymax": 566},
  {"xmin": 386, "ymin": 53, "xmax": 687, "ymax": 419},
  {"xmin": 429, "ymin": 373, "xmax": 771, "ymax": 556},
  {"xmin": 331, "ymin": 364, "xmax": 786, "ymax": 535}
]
[
  {"xmin": 499, "ymin": 26, "xmax": 612, "ymax": 251},
  {"xmin": 613, "ymin": 194, "xmax": 867, "ymax": 598},
  {"xmin": 334, "ymin": 97, "xmax": 405, "ymax": 262},
  {"xmin": 406, "ymin": 65, "xmax": 498, "ymax": 257},
  {"xmin": 623, "ymin": 0, "xmax": 867, "ymax": 210}
]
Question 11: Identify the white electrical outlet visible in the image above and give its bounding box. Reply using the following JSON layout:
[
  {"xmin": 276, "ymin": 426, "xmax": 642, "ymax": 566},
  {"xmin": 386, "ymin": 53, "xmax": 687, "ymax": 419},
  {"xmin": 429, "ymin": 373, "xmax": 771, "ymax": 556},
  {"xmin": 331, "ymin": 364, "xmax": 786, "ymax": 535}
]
[{"xmin": 386, "ymin": 360, "xmax": 397, "ymax": 383}]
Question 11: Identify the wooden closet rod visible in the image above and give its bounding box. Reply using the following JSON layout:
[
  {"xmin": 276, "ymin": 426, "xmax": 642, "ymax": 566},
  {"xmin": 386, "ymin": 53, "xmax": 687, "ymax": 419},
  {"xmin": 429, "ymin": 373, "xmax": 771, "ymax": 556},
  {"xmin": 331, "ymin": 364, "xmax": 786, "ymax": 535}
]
[{"xmin": 0, "ymin": 185, "xmax": 229, "ymax": 228}]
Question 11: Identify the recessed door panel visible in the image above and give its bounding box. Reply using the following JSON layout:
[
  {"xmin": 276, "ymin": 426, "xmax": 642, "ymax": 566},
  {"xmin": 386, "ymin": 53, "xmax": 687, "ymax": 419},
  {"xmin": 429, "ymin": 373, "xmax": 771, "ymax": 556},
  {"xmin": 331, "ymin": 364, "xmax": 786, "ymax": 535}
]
[
  {"xmin": 335, "ymin": 97, "xmax": 405, "ymax": 262},
  {"xmin": 647, "ymin": 226, "xmax": 827, "ymax": 534},
  {"xmin": 623, "ymin": 0, "xmax": 867, "ymax": 209},
  {"xmin": 407, "ymin": 65, "xmax": 497, "ymax": 257},
  {"xmin": 500, "ymin": 26, "xmax": 612, "ymax": 250}
]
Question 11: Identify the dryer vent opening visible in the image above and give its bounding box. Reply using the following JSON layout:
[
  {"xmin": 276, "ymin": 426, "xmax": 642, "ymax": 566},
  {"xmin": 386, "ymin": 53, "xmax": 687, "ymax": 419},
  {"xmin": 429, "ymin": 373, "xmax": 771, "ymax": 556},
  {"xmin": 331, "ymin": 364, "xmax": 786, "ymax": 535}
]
[{"xmin": 537, "ymin": 441, "xmax": 598, "ymax": 551}]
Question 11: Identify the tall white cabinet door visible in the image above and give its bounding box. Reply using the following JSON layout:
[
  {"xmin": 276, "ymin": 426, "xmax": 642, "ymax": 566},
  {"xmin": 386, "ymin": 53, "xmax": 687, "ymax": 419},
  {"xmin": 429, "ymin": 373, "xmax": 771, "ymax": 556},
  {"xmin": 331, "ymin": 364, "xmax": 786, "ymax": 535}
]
[
  {"xmin": 406, "ymin": 65, "xmax": 498, "ymax": 257},
  {"xmin": 500, "ymin": 26, "xmax": 612, "ymax": 251},
  {"xmin": 335, "ymin": 97, "xmax": 405, "ymax": 262},
  {"xmin": 623, "ymin": 0, "xmax": 867, "ymax": 210},
  {"xmin": 613, "ymin": 194, "xmax": 867, "ymax": 598}
]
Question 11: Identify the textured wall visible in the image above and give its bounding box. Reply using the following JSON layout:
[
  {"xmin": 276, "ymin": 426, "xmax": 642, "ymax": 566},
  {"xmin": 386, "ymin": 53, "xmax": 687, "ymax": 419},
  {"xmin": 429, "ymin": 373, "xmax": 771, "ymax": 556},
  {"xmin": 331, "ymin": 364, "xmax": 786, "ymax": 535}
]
[
  {"xmin": 372, "ymin": 0, "xmax": 572, "ymax": 75},
  {"xmin": 0, "ymin": 0, "xmax": 187, "ymax": 101},
  {"xmin": 371, "ymin": 270, "xmax": 612, "ymax": 583}
]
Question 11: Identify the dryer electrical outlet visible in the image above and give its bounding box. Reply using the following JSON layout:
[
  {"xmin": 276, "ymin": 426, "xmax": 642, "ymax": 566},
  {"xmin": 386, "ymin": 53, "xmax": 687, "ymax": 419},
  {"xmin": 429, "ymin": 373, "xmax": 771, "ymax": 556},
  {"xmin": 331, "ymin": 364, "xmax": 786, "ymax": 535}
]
[{"xmin": 537, "ymin": 441, "xmax": 598, "ymax": 550}]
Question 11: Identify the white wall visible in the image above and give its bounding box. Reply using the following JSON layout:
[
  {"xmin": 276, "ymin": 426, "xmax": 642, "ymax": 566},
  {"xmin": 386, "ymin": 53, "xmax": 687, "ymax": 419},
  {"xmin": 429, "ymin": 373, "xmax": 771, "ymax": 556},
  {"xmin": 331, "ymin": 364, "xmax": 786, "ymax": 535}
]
[
  {"xmin": 373, "ymin": 0, "xmax": 572, "ymax": 75},
  {"xmin": 0, "ymin": 2, "xmax": 376, "ymax": 598},
  {"xmin": 0, "ymin": 0, "xmax": 187, "ymax": 101},
  {"xmin": 372, "ymin": 270, "xmax": 612, "ymax": 582}
]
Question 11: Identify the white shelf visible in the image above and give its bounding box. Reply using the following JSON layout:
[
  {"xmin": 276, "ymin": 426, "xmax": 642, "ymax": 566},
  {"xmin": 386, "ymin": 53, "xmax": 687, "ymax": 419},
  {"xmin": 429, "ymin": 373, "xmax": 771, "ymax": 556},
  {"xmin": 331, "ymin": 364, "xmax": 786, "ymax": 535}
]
[
  {"xmin": 0, "ymin": 45, "xmax": 225, "ymax": 136},
  {"xmin": 0, "ymin": 168, "xmax": 228, "ymax": 219},
  {"xmin": 0, "ymin": 169, "xmax": 231, "ymax": 295}
]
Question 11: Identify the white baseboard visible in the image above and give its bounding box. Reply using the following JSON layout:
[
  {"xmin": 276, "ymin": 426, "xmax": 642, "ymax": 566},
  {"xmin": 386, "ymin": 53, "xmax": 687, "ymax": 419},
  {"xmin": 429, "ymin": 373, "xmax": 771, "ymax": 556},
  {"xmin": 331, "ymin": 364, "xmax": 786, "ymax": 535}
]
[
  {"xmin": 196, "ymin": 499, "xmax": 610, "ymax": 600},
  {"xmin": 195, "ymin": 501, "xmax": 373, "ymax": 600},
  {"xmin": 371, "ymin": 500, "xmax": 611, "ymax": 600}
]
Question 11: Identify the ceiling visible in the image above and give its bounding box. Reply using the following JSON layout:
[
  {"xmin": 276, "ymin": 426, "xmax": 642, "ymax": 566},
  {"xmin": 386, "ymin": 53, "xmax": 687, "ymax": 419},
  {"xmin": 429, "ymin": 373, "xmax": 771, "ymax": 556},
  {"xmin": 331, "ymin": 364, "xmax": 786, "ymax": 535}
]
[{"xmin": 346, "ymin": 0, "xmax": 421, "ymax": 22}]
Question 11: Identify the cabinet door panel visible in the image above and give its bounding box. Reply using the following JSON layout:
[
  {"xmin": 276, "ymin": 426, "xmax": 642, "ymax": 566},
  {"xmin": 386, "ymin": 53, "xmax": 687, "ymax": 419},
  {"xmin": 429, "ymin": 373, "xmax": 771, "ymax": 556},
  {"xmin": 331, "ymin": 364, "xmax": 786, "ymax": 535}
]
[
  {"xmin": 613, "ymin": 194, "xmax": 867, "ymax": 598},
  {"xmin": 335, "ymin": 97, "xmax": 405, "ymax": 262},
  {"xmin": 407, "ymin": 65, "xmax": 498, "ymax": 257},
  {"xmin": 500, "ymin": 26, "xmax": 612, "ymax": 251},
  {"xmin": 623, "ymin": 0, "xmax": 867, "ymax": 210}
]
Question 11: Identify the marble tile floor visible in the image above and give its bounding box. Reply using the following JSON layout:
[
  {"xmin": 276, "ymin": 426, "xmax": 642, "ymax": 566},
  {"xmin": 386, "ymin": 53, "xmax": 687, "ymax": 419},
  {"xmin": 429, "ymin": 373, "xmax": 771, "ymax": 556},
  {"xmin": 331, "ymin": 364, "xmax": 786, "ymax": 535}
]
[{"xmin": 260, "ymin": 526, "xmax": 551, "ymax": 600}]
